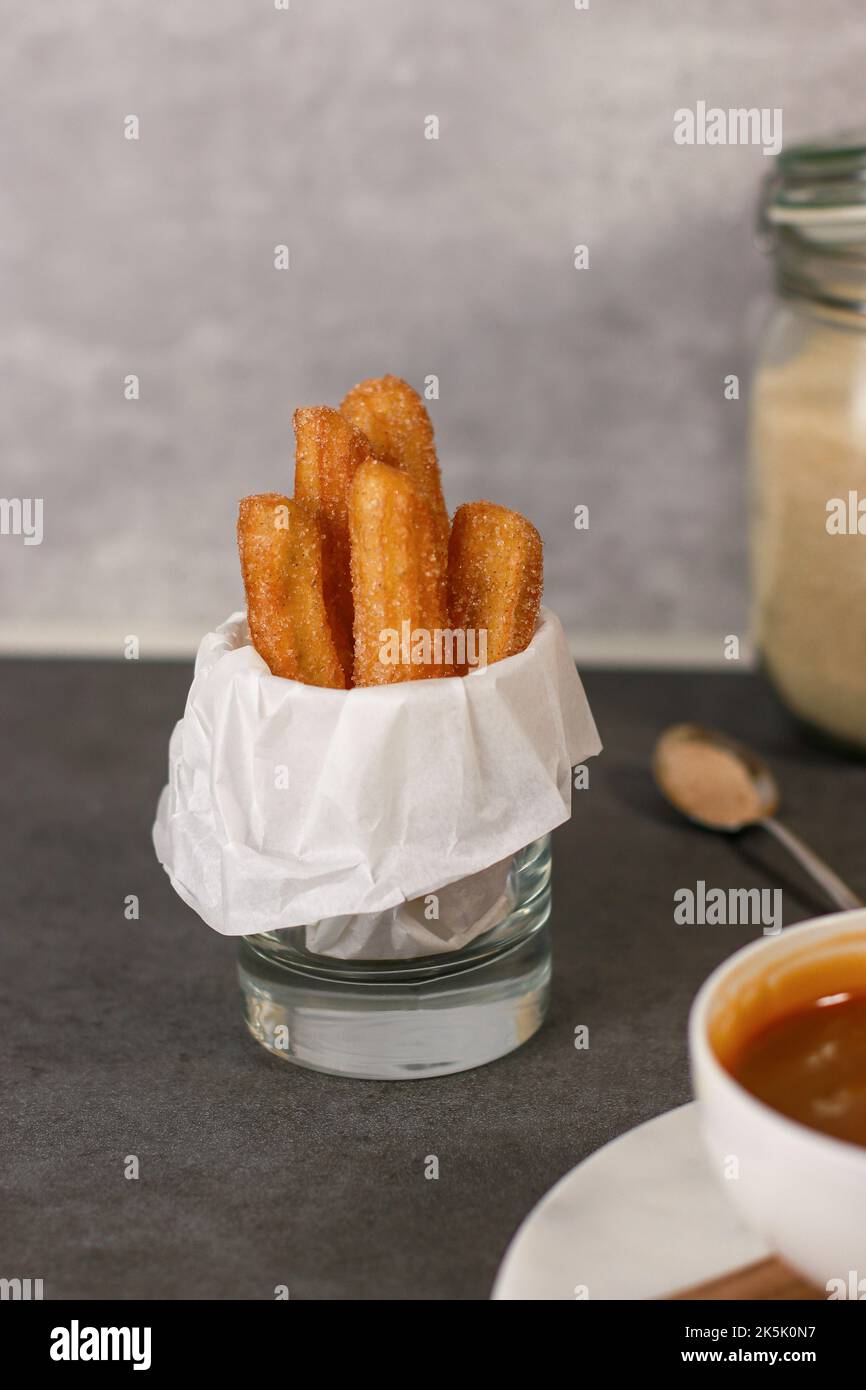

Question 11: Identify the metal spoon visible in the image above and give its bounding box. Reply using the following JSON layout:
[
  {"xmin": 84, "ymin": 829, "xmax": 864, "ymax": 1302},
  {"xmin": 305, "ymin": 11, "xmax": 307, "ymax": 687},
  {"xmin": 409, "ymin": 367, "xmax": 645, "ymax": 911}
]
[{"xmin": 653, "ymin": 723, "xmax": 862, "ymax": 912}]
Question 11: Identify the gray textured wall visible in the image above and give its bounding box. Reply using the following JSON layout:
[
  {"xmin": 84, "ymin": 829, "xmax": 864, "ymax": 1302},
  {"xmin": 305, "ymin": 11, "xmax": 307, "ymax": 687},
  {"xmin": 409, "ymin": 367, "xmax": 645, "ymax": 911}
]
[{"xmin": 2, "ymin": 0, "xmax": 861, "ymax": 656}]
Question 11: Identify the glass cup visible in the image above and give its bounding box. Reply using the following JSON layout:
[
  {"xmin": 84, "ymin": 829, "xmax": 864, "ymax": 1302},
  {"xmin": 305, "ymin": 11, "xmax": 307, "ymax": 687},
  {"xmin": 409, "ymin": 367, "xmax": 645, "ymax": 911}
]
[{"xmin": 238, "ymin": 835, "xmax": 552, "ymax": 1080}]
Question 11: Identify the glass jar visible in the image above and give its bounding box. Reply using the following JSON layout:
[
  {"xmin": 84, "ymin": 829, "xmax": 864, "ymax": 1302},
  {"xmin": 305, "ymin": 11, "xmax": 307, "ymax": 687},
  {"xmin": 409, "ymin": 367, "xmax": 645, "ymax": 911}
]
[
  {"xmin": 751, "ymin": 132, "xmax": 866, "ymax": 752},
  {"xmin": 238, "ymin": 835, "xmax": 552, "ymax": 1080}
]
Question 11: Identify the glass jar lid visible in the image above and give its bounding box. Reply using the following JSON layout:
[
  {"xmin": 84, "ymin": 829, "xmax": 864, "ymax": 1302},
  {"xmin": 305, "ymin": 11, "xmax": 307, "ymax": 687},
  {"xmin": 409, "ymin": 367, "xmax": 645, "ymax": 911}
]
[
  {"xmin": 763, "ymin": 131, "xmax": 866, "ymax": 234},
  {"xmin": 760, "ymin": 132, "xmax": 866, "ymax": 315}
]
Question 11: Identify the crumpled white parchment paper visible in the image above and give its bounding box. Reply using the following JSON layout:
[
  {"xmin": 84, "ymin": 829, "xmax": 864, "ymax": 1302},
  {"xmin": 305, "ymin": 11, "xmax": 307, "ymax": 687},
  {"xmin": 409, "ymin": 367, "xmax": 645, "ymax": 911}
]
[{"xmin": 152, "ymin": 606, "xmax": 601, "ymax": 955}]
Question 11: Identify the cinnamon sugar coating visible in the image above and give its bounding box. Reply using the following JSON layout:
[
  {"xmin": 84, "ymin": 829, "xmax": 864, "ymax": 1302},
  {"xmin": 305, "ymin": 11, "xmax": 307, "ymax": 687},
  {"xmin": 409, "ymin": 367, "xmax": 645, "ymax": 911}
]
[
  {"xmin": 294, "ymin": 406, "xmax": 373, "ymax": 683},
  {"xmin": 349, "ymin": 460, "xmax": 453, "ymax": 685},
  {"xmin": 237, "ymin": 492, "xmax": 347, "ymax": 688},
  {"xmin": 340, "ymin": 375, "xmax": 450, "ymax": 567},
  {"xmin": 448, "ymin": 501, "xmax": 543, "ymax": 663}
]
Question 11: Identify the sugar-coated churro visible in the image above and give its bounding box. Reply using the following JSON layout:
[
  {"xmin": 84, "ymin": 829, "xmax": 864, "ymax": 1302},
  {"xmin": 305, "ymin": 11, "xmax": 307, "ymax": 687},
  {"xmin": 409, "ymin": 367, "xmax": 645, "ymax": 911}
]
[
  {"xmin": 236, "ymin": 378, "xmax": 545, "ymax": 688},
  {"xmin": 349, "ymin": 459, "xmax": 453, "ymax": 685},
  {"xmin": 237, "ymin": 493, "xmax": 347, "ymax": 688},
  {"xmin": 448, "ymin": 501, "xmax": 543, "ymax": 664},
  {"xmin": 293, "ymin": 406, "xmax": 373, "ymax": 683},
  {"xmin": 340, "ymin": 375, "xmax": 450, "ymax": 564}
]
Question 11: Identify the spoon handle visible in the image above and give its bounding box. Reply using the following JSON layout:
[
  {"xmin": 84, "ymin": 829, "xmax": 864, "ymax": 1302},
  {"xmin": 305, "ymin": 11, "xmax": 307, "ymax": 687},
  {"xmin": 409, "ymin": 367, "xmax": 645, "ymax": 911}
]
[{"xmin": 761, "ymin": 817, "xmax": 863, "ymax": 912}]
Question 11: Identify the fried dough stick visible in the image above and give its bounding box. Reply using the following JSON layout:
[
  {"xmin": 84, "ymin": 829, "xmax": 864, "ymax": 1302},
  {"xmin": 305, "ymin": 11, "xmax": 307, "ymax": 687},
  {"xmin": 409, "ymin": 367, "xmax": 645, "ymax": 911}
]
[
  {"xmin": 340, "ymin": 375, "xmax": 450, "ymax": 564},
  {"xmin": 448, "ymin": 501, "xmax": 543, "ymax": 664},
  {"xmin": 238, "ymin": 493, "xmax": 346, "ymax": 688},
  {"xmin": 349, "ymin": 459, "xmax": 453, "ymax": 685},
  {"xmin": 293, "ymin": 406, "xmax": 372, "ymax": 683}
]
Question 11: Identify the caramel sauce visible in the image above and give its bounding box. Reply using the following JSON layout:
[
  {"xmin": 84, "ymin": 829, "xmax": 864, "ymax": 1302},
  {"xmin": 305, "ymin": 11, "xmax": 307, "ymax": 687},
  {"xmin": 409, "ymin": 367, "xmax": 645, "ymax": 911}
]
[{"xmin": 728, "ymin": 992, "xmax": 866, "ymax": 1149}]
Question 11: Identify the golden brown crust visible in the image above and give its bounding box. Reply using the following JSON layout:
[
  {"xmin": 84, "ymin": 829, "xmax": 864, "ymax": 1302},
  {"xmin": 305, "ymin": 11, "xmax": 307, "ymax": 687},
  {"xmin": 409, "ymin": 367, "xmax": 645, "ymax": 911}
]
[
  {"xmin": 293, "ymin": 406, "xmax": 373, "ymax": 683},
  {"xmin": 340, "ymin": 375, "xmax": 450, "ymax": 566},
  {"xmin": 237, "ymin": 492, "xmax": 347, "ymax": 688},
  {"xmin": 349, "ymin": 459, "xmax": 454, "ymax": 686},
  {"xmin": 448, "ymin": 501, "xmax": 543, "ymax": 664}
]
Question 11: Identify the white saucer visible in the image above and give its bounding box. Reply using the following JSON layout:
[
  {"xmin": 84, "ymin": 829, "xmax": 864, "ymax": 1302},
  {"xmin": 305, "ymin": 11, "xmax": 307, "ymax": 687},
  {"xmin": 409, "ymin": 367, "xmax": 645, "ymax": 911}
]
[{"xmin": 492, "ymin": 1103, "xmax": 769, "ymax": 1300}]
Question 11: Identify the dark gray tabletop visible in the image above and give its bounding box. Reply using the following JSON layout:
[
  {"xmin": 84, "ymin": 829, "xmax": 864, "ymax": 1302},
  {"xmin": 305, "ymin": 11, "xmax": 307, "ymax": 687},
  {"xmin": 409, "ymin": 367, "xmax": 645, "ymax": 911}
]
[{"xmin": 3, "ymin": 660, "xmax": 863, "ymax": 1300}]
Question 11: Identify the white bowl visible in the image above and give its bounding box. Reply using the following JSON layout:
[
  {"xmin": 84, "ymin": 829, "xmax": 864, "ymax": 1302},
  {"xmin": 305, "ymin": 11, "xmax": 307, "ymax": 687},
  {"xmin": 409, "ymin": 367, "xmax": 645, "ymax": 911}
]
[{"xmin": 689, "ymin": 910, "xmax": 866, "ymax": 1290}]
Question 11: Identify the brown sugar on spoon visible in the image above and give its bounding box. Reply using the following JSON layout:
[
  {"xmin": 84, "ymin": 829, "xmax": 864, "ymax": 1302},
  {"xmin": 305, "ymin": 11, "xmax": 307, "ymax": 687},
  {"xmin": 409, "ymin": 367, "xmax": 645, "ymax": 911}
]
[{"xmin": 655, "ymin": 740, "xmax": 764, "ymax": 829}]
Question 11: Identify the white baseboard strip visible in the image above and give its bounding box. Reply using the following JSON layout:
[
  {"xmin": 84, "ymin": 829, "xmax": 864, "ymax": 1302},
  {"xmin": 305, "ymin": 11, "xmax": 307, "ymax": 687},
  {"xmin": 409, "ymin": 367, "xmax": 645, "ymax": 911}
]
[{"xmin": 0, "ymin": 623, "xmax": 756, "ymax": 671}]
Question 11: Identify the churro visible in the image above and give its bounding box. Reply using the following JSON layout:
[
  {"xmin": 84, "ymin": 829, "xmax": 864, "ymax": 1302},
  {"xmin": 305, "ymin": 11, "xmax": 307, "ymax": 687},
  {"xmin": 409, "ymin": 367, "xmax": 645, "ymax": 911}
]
[
  {"xmin": 448, "ymin": 501, "xmax": 543, "ymax": 664},
  {"xmin": 293, "ymin": 406, "xmax": 372, "ymax": 682},
  {"xmin": 236, "ymin": 379, "xmax": 545, "ymax": 688},
  {"xmin": 340, "ymin": 375, "xmax": 450, "ymax": 564},
  {"xmin": 237, "ymin": 493, "xmax": 347, "ymax": 688},
  {"xmin": 349, "ymin": 459, "xmax": 453, "ymax": 685}
]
